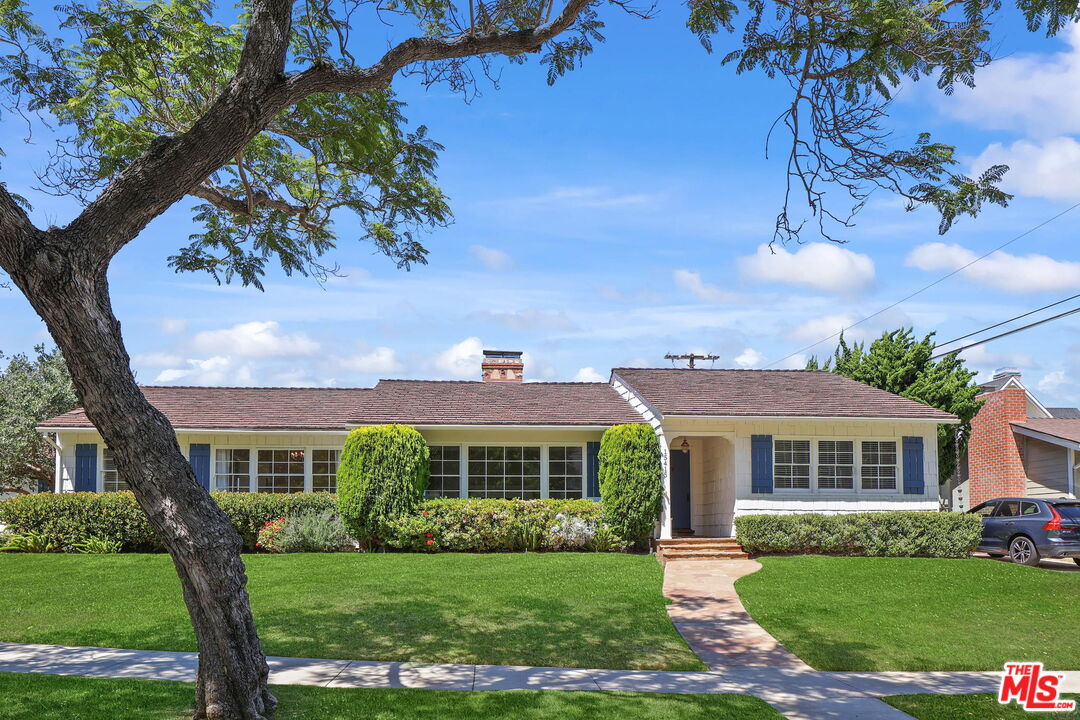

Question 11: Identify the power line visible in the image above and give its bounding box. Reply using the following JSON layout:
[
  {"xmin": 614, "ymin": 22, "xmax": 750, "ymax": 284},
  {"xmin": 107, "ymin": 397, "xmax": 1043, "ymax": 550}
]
[
  {"xmin": 930, "ymin": 305, "xmax": 1080, "ymax": 360},
  {"xmin": 765, "ymin": 201, "xmax": 1080, "ymax": 368},
  {"xmin": 933, "ymin": 291, "xmax": 1080, "ymax": 349}
]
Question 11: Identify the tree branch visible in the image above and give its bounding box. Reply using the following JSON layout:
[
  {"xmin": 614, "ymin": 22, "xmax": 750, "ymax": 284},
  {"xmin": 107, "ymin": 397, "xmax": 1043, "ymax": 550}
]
[
  {"xmin": 191, "ymin": 183, "xmax": 321, "ymax": 231},
  {"xmin": 0, "ymin": 183, "xmax": 43, "ymax": 272},
  {"xmin": 292, "ymin": 0, "xmax": 595, "ymax": 95}
]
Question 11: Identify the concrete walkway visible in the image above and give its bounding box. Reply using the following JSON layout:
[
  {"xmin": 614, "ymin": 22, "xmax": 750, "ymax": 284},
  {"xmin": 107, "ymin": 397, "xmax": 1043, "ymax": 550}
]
[
  {"xmin": 663, "ymin": 558, "xmax": 809, "ymax": 669},
  {"xmin": 3, "ymin": 641, "xmax": 1076, "ymax": 720}
]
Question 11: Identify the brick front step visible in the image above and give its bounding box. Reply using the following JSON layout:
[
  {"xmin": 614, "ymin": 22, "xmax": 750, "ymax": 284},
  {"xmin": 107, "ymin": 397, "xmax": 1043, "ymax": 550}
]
[{"xmin": 655, "ymin": 537, "xmax": 749, "ymax": 562}]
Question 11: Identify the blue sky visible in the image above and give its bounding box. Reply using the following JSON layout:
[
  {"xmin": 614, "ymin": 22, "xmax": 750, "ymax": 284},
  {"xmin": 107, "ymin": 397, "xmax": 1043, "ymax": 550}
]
[{"xmin": 3, "ymin": 3, "xmax": 1080, "ymax": 405}]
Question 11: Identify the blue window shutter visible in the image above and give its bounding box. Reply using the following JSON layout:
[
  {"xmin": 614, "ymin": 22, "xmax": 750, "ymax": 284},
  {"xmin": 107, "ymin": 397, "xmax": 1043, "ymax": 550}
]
[
  {"xmin": 751, "ymin": 435, "xmax": 773, "ymax": 494},
  {"xmin": 74, "ymin": 443, "xmax": 98, "ymax": 492},
  {"xmin": 586, "ymin": 441, "xmax": 601, "ymax": 499},
  {"xmin": 903, "ymin": 436, "xmax": 925, "ymax": 495},
  {"xmin": 189, "ymin": 444, "xmax": 211, "ymax": 491}
]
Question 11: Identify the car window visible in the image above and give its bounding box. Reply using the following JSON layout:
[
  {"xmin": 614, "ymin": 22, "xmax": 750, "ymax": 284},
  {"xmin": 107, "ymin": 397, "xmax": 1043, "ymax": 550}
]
[
  {"xmin": 971, "ymin": 502, "xmax": 998, "ymax": 517},
  {"xmin": 995, "ymin": 501, "xmax": 1021, "ymax": 517},
  {"xmin": 1020, "ymin": 502, "xmax": 1042, "ymax": 515},
  {"xmin": 1053, "ymin": 503, "xmax": 1080, "ymax": 520}
]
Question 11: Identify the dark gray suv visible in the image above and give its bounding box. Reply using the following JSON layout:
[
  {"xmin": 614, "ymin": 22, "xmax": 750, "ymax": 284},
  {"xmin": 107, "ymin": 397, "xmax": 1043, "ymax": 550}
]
[{"xmin": 969, "ymin": 497, "xmax": 1080, "ymax": 566}]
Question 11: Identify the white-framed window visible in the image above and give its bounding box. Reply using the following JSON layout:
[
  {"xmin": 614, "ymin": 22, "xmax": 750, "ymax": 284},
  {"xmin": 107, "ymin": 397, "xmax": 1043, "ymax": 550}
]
[
  {"xmin": 102, "ymin": 447, "xmax": 130, "ymax": 492},
  {"xmin": 312, "ymin": 449, "xmax": 339, "ymax": 492},
  {"xmin": 860, "ymin": 440, "xmax": 898, "ymax": 491},
  {"xmin": 817, "ymin": 440, "xmax": 854, "ymax": 490},
  {"xmin": 257, "ymin": 449, "xmax": 306, "ymax": 493},
  {"xmin": 467, "ymin": 445, "xmax": 542, "ymax": 499},
  {"xmin": 215, "ymin": 448, "xmax": 251, "ymax": 492},
  {"xmin": 427, "ymin": 445, "xmax": 461, "ymax": 499},
  {"xmin": 774, "ymin": 439, "xmax": 811, "ymax": 490},
  {"xmin": 548, "ymin": 446, "xmax": 584, "ymax": 499}
]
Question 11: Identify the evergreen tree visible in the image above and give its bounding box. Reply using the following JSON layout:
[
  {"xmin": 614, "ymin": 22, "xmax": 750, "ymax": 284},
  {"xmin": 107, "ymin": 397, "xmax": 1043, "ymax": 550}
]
[
  {"xmin": 808, "ymin": 329, "xmax": 982, "ymax": 481},
  {"xmin": 0, "ymin": 346, "xmax": 77, "ymax": 495}
]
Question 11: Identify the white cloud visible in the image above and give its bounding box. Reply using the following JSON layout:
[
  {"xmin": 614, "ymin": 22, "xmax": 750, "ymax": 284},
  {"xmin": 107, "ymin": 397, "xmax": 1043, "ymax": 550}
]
[
  {"xmin": 335, "ymin": 347, "xmax": 403, "ymax": 374},
  {"xmin": 470, "ymin": 308, "xmax": 577, "ymax": 331},
  {"xmin": 499, "ymin": 186, "xmax": 662, "ymax": 210},
  {"xmin": 789, "ymin": 314, "xmax": 856, "ymax": 344},
  {"xmin": 958, "ymin": 343, "xmax": 1036, "ymax": 371},
  {"xmin": 160, "ymin": 317, "xmax": 187, "ymax": 335},
  {"xmin": 734, "ymin": 348, "xmax": 764, "ymax": 368},
  {"xmin": 1038, "ymin": 370, "xmax": 1068, "ymax": 395},
  {"xmin": 469, "ymin": 245, "xmax": 514, "ymax": 272},
  {"xmin": 432, "ymin": 337, "xmax": 484, "ymax": 379},
  {"xmin": 906, "ymin": 242, "xmax": 1080, "ymax": 293},
  {"xmin": 738, "ymin": 243, "xmax": 875, "ymax": 294},
  {"xmin": 154, "ymin": 356, "xmax": 256, "ymax": 386},
  {"xmin": 673, "ymin": 269, "xmax": 738, "ymax": 303},
  {"xmin": 572, "ymin": 366, "xmax": 606, "ymax": 382},
  {"xmin": 939, "ymin": 25, "xmax": 1080, "ymax": 137},
  {"xmin": 190, "ymin": 321, "xmax": 319, "ymax": 358},
  {"xmin": 971, "ymin": 137, "xmax": 1080, "ymax": 202},
  {"xmin": 132, "ymin": 352, "xmax": 184, "ymax": 368}
]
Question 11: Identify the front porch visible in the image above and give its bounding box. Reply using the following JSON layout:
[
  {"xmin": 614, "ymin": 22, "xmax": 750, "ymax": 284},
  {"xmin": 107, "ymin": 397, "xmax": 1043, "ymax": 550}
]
[{"xmin": 662, "ymin": 433, "xmax": 737, "ymax": 539}]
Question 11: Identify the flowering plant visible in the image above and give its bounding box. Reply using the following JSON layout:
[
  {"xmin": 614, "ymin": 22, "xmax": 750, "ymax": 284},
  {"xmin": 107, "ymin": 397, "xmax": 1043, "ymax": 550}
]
[{"xmin": 256, "ymin": 517, "xmax": 288, "ymax": 553}]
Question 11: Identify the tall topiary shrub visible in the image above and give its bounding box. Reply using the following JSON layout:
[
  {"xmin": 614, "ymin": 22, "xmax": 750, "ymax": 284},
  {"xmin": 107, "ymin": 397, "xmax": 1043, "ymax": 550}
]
[
  {"xmin": 336, "ymin": 424, "xmax": 429, "ymax": 548},
  {"xmin": 598, "ymin": 423, "xmax": 663, "ymax": 546}
]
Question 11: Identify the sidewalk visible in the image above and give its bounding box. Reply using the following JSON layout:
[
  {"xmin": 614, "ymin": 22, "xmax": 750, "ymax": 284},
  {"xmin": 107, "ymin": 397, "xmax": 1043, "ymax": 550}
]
[{"xmin": 3, "ymin": 641, "xmax": 1072, "ymax": 720}]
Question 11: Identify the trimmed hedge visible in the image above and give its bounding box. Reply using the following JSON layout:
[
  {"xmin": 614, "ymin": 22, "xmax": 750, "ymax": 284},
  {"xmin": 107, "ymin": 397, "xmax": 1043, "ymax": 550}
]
[
  {"xmin": 598, "ymin": 423, "xmax": 663, "ymax": 546},
  {"xmin": 382, "ymin": 498, "xmax": 623, "ymax": 552},
  {"xmin": 0, "ymin": 491, "xmax": 337, "ymax": 552},
  {"xmin": 337, "ymin": 425, "xmax": 429, "ymax": 547},
  {"xmin": 734, "ymin": 512, "xmax": 984, "ymax": 558}
]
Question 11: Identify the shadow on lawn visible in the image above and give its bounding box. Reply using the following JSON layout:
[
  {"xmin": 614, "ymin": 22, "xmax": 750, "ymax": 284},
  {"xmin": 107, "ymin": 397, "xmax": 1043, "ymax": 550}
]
[{"xmin": 252, "ymin": 594, "xmax": 703, "ymax": 671}]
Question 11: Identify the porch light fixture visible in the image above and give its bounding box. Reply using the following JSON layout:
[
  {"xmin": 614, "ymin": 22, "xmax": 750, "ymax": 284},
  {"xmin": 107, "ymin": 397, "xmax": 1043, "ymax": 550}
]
[{"xmin": 680, "ymin": 438, "xmax": 690, "ymax": 454}]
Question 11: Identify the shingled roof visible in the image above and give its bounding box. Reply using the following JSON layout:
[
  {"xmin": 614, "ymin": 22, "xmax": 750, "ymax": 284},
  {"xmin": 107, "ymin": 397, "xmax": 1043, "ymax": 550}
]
[
  {"xmin": 1012, "ymin": 418, "xmax": 1080, "ymax": 446},
  {"xmin": 354, "ymin": 380, "xmax": 641, "ymax": 426},
  {"xmin": 38, "ymin": 380, "xmax": 641, "ymax": 431},
  {"xmin": 38, "ymin": 386, "xmax": 373, "ymax": 431},
  {"xmin": 613, "ymin": 368, "xmax": 957, "ymax": 421}
]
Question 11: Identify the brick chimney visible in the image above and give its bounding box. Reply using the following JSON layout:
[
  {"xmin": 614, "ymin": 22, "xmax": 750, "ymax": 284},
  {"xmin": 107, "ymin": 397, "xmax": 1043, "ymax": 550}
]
[
  {"xmin": 481, "ymin": 350, "xmax": 524, "ymax": 383},
  {"xmin": 967, "ymin": 369, "xmax": 1028, "ymax": 506}
]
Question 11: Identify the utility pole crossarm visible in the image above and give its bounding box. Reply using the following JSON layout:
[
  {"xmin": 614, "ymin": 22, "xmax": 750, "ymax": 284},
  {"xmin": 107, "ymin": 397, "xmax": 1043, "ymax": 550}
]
[{"xmin": 664, "ymin": 352, "xmax": 720, "ymax": 369}]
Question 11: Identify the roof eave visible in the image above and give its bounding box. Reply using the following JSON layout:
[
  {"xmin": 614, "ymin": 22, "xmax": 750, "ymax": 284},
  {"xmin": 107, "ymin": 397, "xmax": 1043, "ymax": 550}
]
[
  {"xmin": 661, "ymin": 413, "xmax": 960, "ymax": 424},
  {"xmin": 1011, "ymin": 423, "xmax": 1080, "ymax": 451}
]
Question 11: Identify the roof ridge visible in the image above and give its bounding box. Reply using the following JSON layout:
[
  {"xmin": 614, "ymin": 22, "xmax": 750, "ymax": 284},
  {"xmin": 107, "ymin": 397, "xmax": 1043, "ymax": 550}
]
[
  {"xmin": 376, "ymin": 379, "xmax": 610, "ymax": 386},
  {"xmin": 138, "ymin": 385, "xmax": 374, "ymax": 391},
  {"xmin": 613, "ymin": 367, "xmax": 828, "ymax": 373}
]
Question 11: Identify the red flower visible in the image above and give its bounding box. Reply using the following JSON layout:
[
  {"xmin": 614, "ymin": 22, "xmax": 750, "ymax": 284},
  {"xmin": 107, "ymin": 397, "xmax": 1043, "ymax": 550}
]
[
  {"xmin": 425, "ymin": 533, "xmax": 433, "ymax": 538},
  {"xmin": 426, "ymin": 539, "xmax": 434, "ymax": 545},
  {"xmin": 421, "ymin": 511, "xmax": 428, "ymax": 516}
]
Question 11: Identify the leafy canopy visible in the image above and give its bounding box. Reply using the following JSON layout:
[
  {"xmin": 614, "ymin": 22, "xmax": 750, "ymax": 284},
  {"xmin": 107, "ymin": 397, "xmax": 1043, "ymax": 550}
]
[
  {"xmin": 0, "ymin": 346, "xmax": 78, "ymax": 494},
  {"xmin": 1, "ymin": 0, "xmax": 1077, "ymax": 282},
  {"xmin": 808, "ymin": 329, "xmax": 982, "ymax": 481}
]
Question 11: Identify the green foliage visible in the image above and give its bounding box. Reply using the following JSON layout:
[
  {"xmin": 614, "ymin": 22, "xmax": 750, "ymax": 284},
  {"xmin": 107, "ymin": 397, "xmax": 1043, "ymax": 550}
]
[
  {"xmin": 0, "ymin": 345, "xmax": 77, "ymax": 494},
  {"xmin": 336, "ymin": 425, "xmax": 429, "ymax": 547},
  {"xmin": 73, "ymin": 535, "xmax": 122, "ymax": 554},
  {"xmin": 381, "ymin": 498, "xmax": 617, "ymax": 552},
  {"xmin": 0, "ymin": 531, "xmax": 61, "ymax": 553},
  {"xmin": 734, "ymin": 512, "xmax": 984, "ymax": 558},
  {"xmin": 263, "ymin": 511, "xmax": 353, "ymax": 553},
  {"xmin": 598, "ymin": 424, "xmax": 663, "ymax": 546},
  {"xmin": 212, "ymin": 492, "xmax": 338, "ymax": 550},
  {"xmin": 808, "ymin": 328, "xmax": 982, "ymax": 481},
  {"xmin": 0, "ymin": 491, "xmax": 339, "ymax": 551}
]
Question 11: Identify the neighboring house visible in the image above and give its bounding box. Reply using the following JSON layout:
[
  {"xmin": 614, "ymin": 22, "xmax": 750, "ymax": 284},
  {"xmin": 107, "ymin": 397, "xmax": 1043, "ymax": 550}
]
[
  {"xmin": 959, "ymin": 369, "xmax": 1079, "ymax": 511},
  {"xmin": 38, "ymin": 350, "xmax": 956, "ymax": 538}
]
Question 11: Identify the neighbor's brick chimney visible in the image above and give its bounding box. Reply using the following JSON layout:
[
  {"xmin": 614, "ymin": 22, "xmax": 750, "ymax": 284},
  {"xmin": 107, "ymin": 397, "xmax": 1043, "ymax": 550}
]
[
  {"xmin": 481, "ymin": 349, "xmax": 524, "ymax": 383},
  {"xmin": 967, "ymin": 369, "xmax": 1028, "ymax": 506}
]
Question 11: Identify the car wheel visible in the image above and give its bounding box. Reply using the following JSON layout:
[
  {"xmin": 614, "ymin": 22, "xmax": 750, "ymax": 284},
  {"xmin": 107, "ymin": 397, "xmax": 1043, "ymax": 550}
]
[{"xmin": 1009, "ymin": 536, "xmax": 1040, "ymax": 566}]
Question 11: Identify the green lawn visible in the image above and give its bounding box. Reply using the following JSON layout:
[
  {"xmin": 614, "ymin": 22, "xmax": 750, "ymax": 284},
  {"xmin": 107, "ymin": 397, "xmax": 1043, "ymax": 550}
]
[
  {"xmin": 0, "ymin": 673, "xmax": 782, "ymax": 720},
  {"xmin": 735, "ymin": 556, "xmax": 1080, "ymax": 671},
  {"xmin": 883, "ymin": 693, "xmax": 1079, "ymax": 719},
  {"xmin": 0, "ymin": 553, "xmax": 704, "ymax": 671}
]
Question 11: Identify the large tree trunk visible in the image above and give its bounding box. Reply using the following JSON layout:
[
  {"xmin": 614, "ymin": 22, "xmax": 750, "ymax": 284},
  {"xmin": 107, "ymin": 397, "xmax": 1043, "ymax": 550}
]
[{"xmin": 9, "ymin": 256, "xmax": 275, "ymax": 720}]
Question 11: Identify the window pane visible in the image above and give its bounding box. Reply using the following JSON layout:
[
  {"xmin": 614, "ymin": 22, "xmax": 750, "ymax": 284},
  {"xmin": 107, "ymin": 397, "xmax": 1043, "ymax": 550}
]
[
  {"xmin": 774, "ymin": 439, "xmax": 811, "ymax": 490},
  {"xmin": 464, "ymin": 447, "xmax": 542, "ymax": 498},
  {"xmin": 102, "ymin": 448, "xmax": 130, "ymax": 492},
  {"xmin": 426, "ymin": 445, "xmax": 461, "ymax": 499},
  {"xmin": 312, "ymin": 449, "xmax": 339, "ymax": 492},
  {"xmin": 215, "ymin": 449, "xmax": 250, "ymax": 492},
  {"xmin": 860, "ymin": 441, "xmax": 898, "ymax": 490},
  {"xmin": 256, "ymin": 449, "xmax": 305, "ymax": 493}
]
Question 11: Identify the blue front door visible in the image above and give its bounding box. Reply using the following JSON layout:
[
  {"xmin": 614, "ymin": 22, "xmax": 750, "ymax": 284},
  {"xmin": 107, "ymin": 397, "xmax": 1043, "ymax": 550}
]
[{"xmin": 670, "ymin": 450, "xmax": 692, "ymax": 532}]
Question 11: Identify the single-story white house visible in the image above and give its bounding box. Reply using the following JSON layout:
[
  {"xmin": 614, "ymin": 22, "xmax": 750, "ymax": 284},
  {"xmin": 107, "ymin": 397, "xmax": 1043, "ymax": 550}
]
[{"xmin": 38, "ymin": 350, "xmax": 957, "ymax": 538}]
